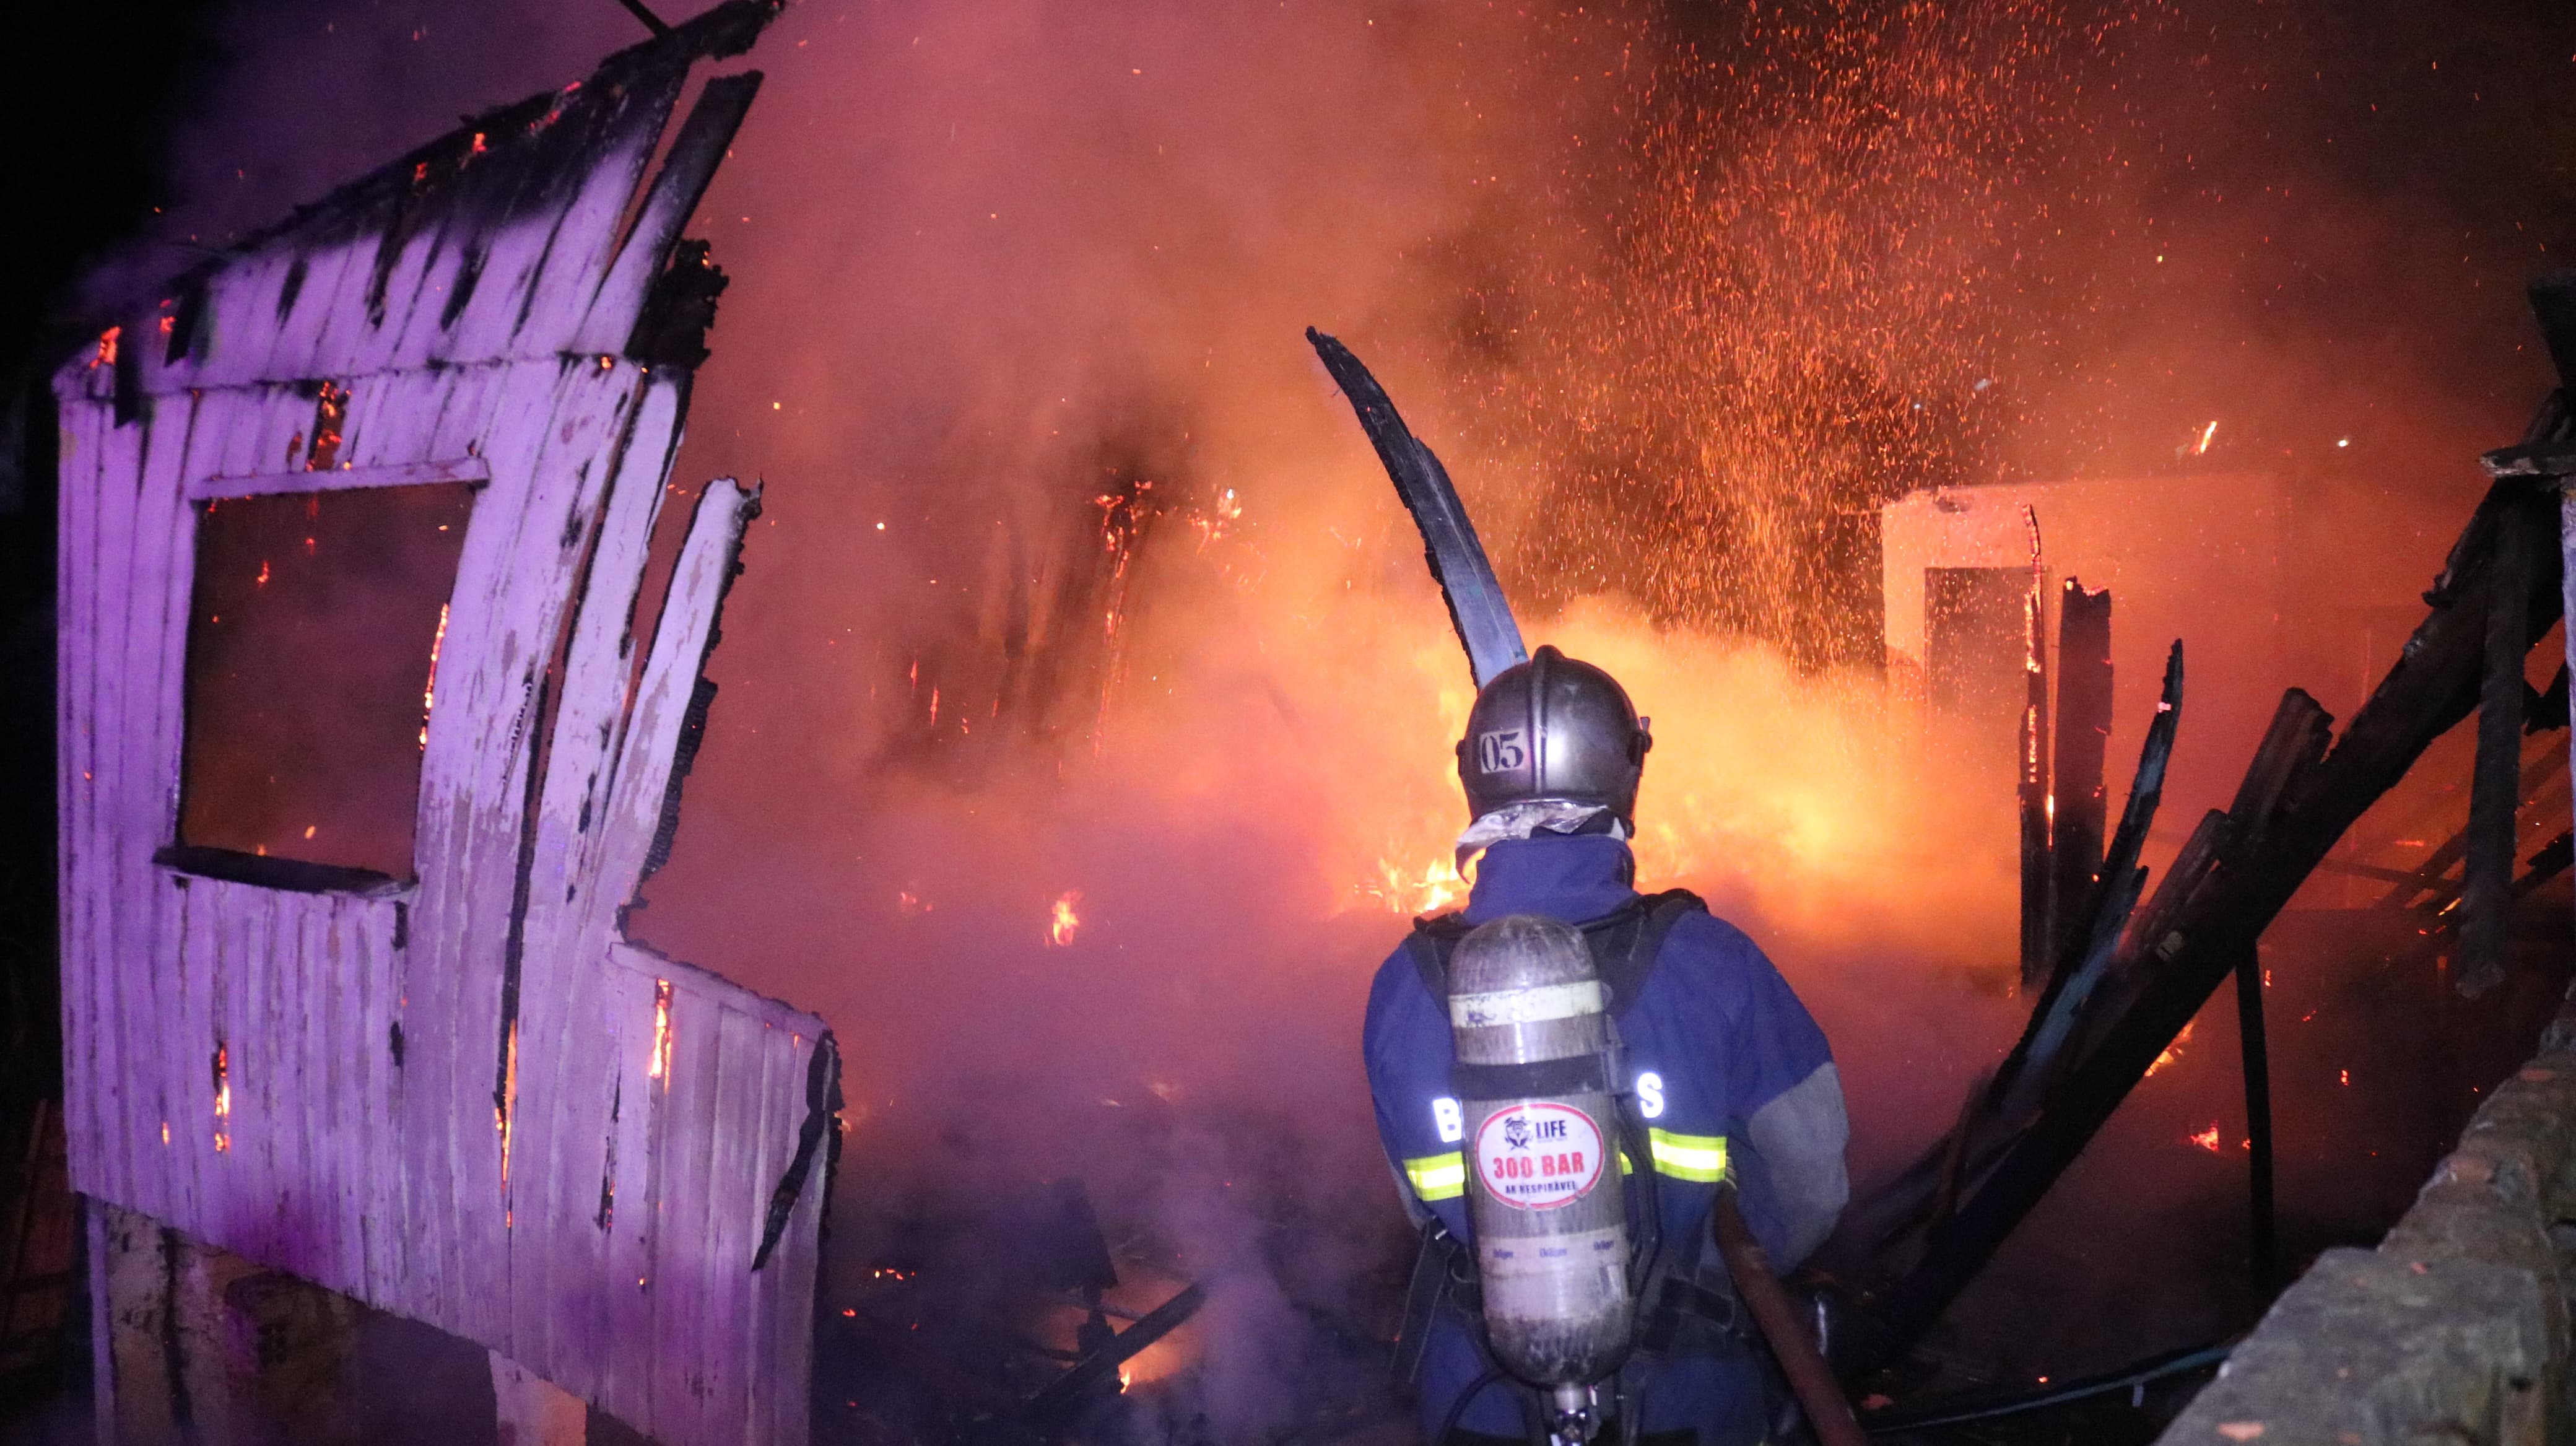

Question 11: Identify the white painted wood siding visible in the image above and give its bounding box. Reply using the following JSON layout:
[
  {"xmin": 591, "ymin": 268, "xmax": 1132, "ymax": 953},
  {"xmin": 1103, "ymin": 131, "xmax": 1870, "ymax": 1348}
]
[{"xmin": 55, "ymin": 10, "xmax": 827, "ymax": 1443}]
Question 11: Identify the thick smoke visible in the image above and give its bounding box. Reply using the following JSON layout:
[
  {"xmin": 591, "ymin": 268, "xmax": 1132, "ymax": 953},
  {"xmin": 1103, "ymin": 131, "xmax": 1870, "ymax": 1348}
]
[{"xmin": 139, "ymin": 0, "xmax": 2576, "ymax": 1422}]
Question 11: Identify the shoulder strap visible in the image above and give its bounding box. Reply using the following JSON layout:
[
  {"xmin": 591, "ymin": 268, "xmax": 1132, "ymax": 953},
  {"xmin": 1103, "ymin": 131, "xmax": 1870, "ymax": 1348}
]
[
  {"xmin": 1411, "ymin": 892, "xmax": 1704, "ymax": 1016},
  {"xmin": 1591, "ymin": 889, "xmax": 1707, "ymax": 1019},
  {"xmin": 1405, "ymin": 911, "xmax": 1474, "ymax": 1002}
]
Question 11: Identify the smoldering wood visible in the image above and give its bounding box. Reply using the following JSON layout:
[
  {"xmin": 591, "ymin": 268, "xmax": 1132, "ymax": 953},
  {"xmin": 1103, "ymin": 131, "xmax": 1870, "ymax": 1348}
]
[
  {"xmin": 1020, "ymin": 1279, "xmax": 1209, "ymax": 1419},
  {"xmin": 2481, "ymin": 440, "xmax": 2576, "ymax": 479},
  {"xmin": 2048, "ymin": 581, "xmax": 2112, "ymax": 967},
  {"xmin": 2524, "ymin": 269, "xmax": 2576, "ymax": 394},
  {"xmin": 2232, "ymin": 944, "xmax": 2275, "ymax": 1289},
  {"xmin": 2317, "ymin": 854, "xmax": 2448, "ymax": 887},
  {"xmin": 2016, "ymin": 557, "xmax": 2051, "ymax": 991},
  {"xmin": 2364, "ymin": 741, "xmax": 2568, "ymax": 911},
  {"xmin": 2003, "ymin": 644, "xmax": 2183, "ymax": 1117},
  {"xmin": 187, "ymin": 456, "xmax": 491, "ymax": 502},
  {"xmin": 613, "ymin": 0, "xmax": 677, "ymax": 41},
  {"xmin": 56, "ymin": 9, "xmax": 831, "ymax": 1444},
  {"xmin": 820, "ymin": 1176, "xmax": 1217, "ymax": 1440},
  {"xmin": 2458, "ymin": 490, "xmax": 2557, "ymax": 995},
  {"xmin": 2375, "ymin": 828, "xmax": 2472, "ymax": 910},
  {"xmin": 1832, "ymin": 645, "xmax": 2181, "ymax": 1266},
  {"xmin": 2532, "ymin": 662, "xmax": 2570, "ymax": 731},
  {"xmin": 2517, "ymin": 830, "xmax": 2576, "ymax": 899},
  {"xmin": 575, "ymin": 73, "xmax": 765, "ymax": 364},
  {"xmin": 2224, "ymin": 691, "xmax": 2338, "ymax": 859},
  {"xmin": 1838, "ymin": 364, "xmax": 2573, "ymax": 1369}
]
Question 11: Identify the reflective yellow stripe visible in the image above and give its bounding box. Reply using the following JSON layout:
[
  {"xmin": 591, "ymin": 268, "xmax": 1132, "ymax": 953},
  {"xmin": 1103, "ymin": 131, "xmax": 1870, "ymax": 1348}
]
[
  {"xmin": 1648, "ymin": 1128, "xmax": 1731, "ymax": 1183},
  {"xmin": 1404, "ymin": 1151, "xmax": 1466, "ymax": 1200}
]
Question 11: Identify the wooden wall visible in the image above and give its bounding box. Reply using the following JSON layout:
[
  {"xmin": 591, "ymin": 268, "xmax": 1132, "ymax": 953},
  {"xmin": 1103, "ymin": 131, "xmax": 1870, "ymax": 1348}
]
[{"xmin": 54, "ymin": 9, "xmax": 831, "ymax": 1443}]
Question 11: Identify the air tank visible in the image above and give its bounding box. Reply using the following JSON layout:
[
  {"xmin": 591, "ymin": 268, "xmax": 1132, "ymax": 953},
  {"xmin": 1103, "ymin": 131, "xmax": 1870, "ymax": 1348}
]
[{"xmin": 1450, "ymin": 912, "xmax": 1633, "ymax": 1418}]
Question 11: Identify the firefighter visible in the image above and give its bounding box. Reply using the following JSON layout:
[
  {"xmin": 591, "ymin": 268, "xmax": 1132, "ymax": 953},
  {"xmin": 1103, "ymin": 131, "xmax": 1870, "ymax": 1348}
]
[{"xmin": 1363, "ymin": 645, "xmax": 1850, "ymax": 1446}]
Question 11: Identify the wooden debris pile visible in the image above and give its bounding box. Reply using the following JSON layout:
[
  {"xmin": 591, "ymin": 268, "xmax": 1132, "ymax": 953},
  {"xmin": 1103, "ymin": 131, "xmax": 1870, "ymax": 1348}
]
[{"xmin": 1833, "ymin": 271, "xmax": 2576, "ymax": 1378}]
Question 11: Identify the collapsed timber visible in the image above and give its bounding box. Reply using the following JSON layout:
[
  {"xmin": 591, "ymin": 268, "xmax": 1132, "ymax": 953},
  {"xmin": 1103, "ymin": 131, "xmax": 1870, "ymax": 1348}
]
[{"xmin": 1829, "ymin": 272, "xmax": 2576, "ymax": 1424}]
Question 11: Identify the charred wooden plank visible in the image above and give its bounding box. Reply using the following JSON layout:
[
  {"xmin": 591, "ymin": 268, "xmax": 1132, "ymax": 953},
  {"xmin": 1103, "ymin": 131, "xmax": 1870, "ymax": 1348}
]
[
  {"xmin": 1858, "ymin": 466, "xmax": 2567, "ymax": 1368},
  {"xmin": 614, "ymin": 0, "xmax": 676, "ymax": 40},
  {"xmin": 577, "ymin": 72, "xmax": 765, "ymax": 362},
  {"xmin": 2048, "ymin": 581, "xmax": 2113, "ymax": 967},
  {"xmin": 2234, "ymin": 944, "xmax": 2275, "ymax": 1288},
  {"xmin": 2227, "ymin": 690, "xmax": 2335, "ymax": 850},
  {"xmin": 600, "ymin": 479, "xmax": 762, "ymax": 917},
  {"xmin": 2531, "ymin": 662, "xmax": 2570, "ymax": 731},
  {"xmin": 2458, "ymin": 490, "xmax": 2557, "ymax": 995},
  {"xmin": 1023, "ymin": 1280, "xmax": 1209, "ymax": 1418},
  {"xmin": 1836, "ymin": 645, "xmax": 2183, "ymax": 1273},
  {"xmin": 2017, "ymin": 550, "xmax": 2052, "ymax": 990},
  {"xmin": 2121, "ymin": 811, "xmax": 2233, "ymax": 973},
  {"xmin": 2478, "ymin": 440, "xmax": 2576, "ymax": 479},
  {"xmin": 2357, "ymin": 740, "xmax": 2562, "ymax": 908},
  {"xmin": 2528, "ymin": 269, "xmax": 2576, "ymax": 391},
  {"xmin": 188, "ymin": 455, "xmax": 489, "ymax": 502},
  {"xmin": 2001, "ymin": 642, "xmax": 2183, "ymax": 1117},
  {"xmin": 2515, "ymin": 830, "xmax": 2575, "ymax": 899}
]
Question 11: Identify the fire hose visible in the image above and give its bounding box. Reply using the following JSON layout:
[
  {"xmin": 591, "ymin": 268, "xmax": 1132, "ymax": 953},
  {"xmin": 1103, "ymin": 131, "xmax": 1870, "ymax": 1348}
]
[
  {"xmin": 1709, "ymin": 1188, "xmax": 1868, "ymax": 1446},
  {"xmin": 1431, "ymin": 1189, "xmax": 1875, "ymax": 1445}
]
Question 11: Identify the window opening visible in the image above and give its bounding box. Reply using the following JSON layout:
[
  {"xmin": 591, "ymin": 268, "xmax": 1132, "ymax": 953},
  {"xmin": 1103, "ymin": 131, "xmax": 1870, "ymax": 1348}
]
[{"xmin": 176, "ymin": 481, "xmax": 476, "ymax": 884}]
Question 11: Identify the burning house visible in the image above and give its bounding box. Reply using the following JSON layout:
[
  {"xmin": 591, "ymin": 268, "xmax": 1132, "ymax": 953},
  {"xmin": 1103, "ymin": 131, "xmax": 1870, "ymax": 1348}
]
[{"xmin": 46, "ymin": 7, "xmax": 833, "ymax": 1444}]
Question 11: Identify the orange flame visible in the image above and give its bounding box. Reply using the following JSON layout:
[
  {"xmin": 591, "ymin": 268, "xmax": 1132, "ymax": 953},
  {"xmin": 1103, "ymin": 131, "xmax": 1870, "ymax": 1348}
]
[
  {"xmin": 212, "ymin": 1043, "xmax": 232, "ymax": 1154},
  {"xmin": 497, "ymin": 1017, "xmax": 519, "ymax": 1188},
  {"xmin": 648, "ymin": 979, "xmax": 674, "ymax": 1084},
  {"xmin": 420, "ymin": 601, "xmax": 448, "ymax": 749},
  {"xmin": 1048, "ymin": 891, "xmax": 1083, "ymax": 946},
  {"xmin": 2187, "ymin": 1123, "xmax": 2221, "ymax": 1152},
  {"xmin": 2144, "ymin": 1021, "xmax": 2193, "ymax": 1078},
  {"xmin": 1360, "ymin": 855, "xmax": 1468, "ymax": 917}
]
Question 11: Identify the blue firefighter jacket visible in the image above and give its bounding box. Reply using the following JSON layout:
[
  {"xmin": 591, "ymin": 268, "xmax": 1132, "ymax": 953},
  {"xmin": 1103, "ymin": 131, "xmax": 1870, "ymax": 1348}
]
[{"xmin": 1362, "ymin": 832, "xmax": 1839, "ymax": 1444}]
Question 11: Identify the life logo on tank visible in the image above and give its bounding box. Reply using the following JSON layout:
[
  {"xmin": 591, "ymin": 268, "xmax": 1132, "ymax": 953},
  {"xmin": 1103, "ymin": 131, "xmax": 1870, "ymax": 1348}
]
[{"xmin": 1473, "ymin": 1102, "xmax": 1605, "ymax": 1209}]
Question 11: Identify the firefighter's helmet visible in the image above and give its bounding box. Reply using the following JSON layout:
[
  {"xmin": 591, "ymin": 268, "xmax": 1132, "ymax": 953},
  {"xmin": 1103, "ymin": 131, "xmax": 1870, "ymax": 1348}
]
[{"xmin": 1455, "ymin": 645, "xmax": 1651, "ymax": 824}]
